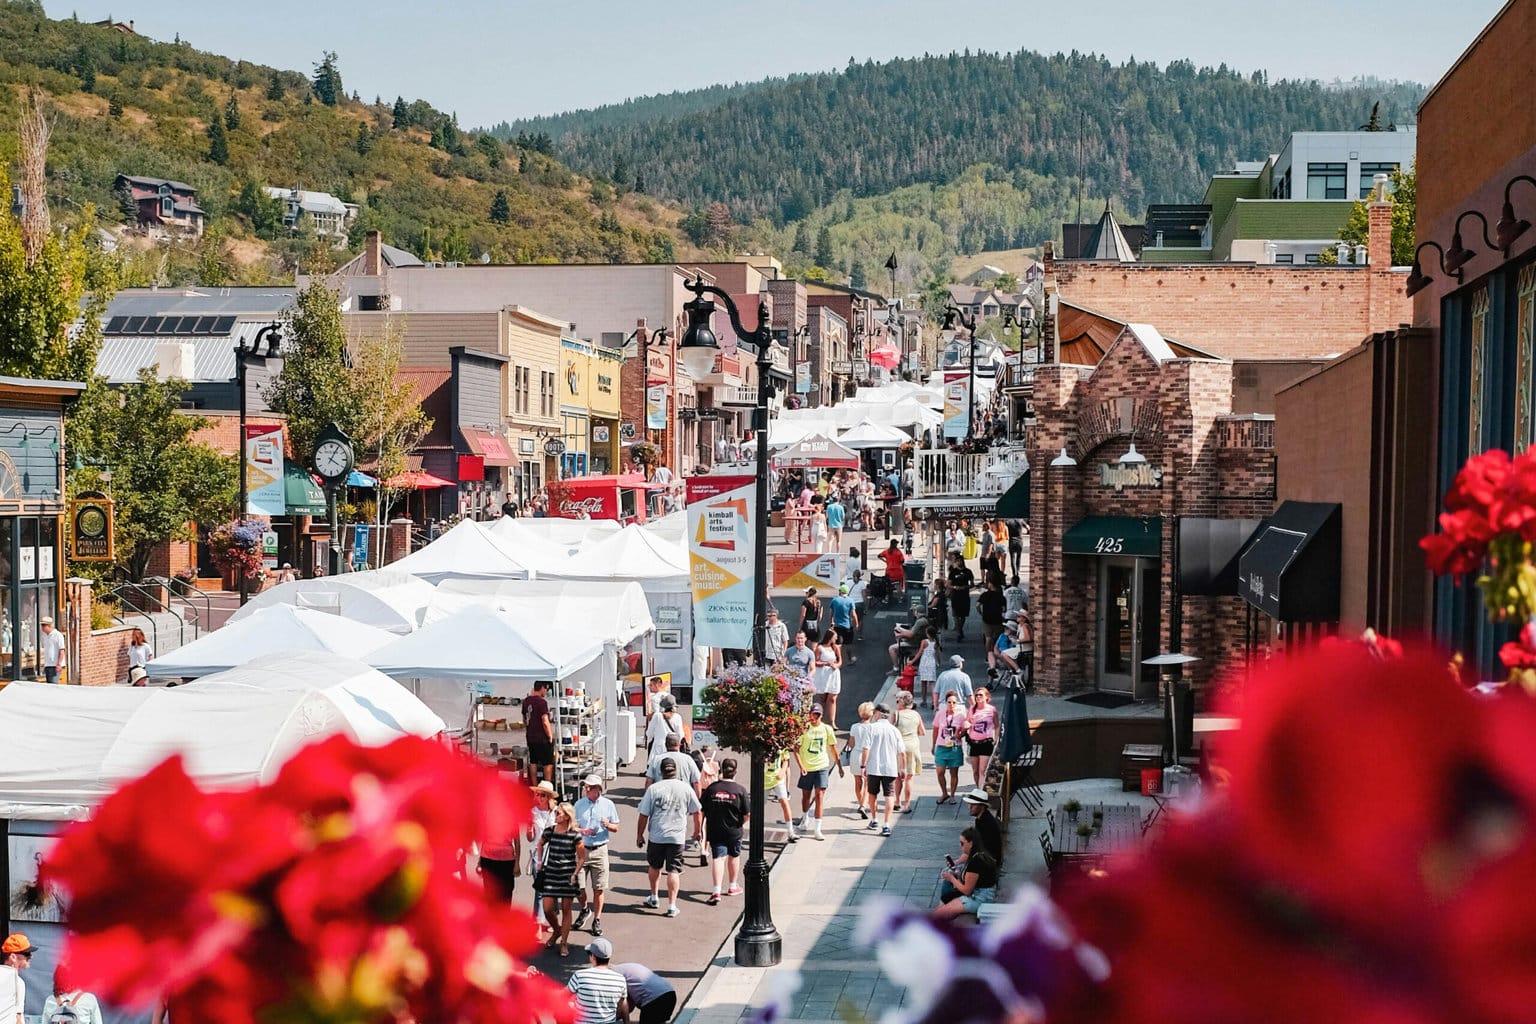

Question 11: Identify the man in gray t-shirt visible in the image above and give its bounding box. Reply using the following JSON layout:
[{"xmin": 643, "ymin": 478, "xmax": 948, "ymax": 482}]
[
  {"xmin": 613, "ymin": 960, "xmax": 677, "ymax": 1024},
  {"xmin": 636, "ymin": 759, "xmax": 702, "ymax": 918},
  {"xmin": 645, "ymin": 734, "xmax": 701, "ymax": 793}
]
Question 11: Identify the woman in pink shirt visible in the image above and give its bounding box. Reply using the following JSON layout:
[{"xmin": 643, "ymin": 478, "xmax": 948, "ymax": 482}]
[
  {"xmin": 966, "ymin": 687, "xmax": 997, "ymax": 789},
  {"xmin": 930, "ymin": 692, "xmax": 969, "ymax": 805}
]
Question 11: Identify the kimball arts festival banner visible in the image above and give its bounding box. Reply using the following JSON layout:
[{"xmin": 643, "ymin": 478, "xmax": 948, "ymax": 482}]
[
  {"xmin": 245, "ymin": 424, "xmax": 286, "ymax": 516},
  {"xmin": 646, "ymin": 385, "xmax": 668, "ymax": 430},
  {"xmin": 687, "ymin": 475, "xmax": 755, "ymax": 649},
  {"xmin": 942, "ymin": 375, "xmax": 969, "ymax": 440},
  {"xmin": 771, "ymin": 552, "xmax": 843, "ymax": 592}
]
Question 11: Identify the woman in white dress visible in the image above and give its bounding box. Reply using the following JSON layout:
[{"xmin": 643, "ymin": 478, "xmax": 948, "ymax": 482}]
[
  {"xmin": 525, "ymin": 781, "xmax": 558, "ymax": 935},
  {"xmin": 842, "ymin": 702, "xmax": 875, "ymax": 818},
  {"xmin": 812, "ymin": 629, "xmax": 843, "ymax": 732},
  {"xmin": 127, "ymin": 628, "xmax": 153, "ymax": 673}
]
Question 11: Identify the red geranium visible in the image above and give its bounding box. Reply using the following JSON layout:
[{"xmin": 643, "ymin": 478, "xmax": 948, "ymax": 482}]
[
  {"xmin": 1051, "ymin": 645, "xmax": 1536, "ymax": 1024},
  {"xmin": 42, "ymin": 736, "xmax": 569, "ymax": 1024}
]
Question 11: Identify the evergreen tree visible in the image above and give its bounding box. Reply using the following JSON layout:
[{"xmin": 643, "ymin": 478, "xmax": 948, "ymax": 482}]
[
  {"xmin": 355, "ymin": 121, "xmax": 373, "ymax": 156},
  {"xmin": 115, "ymin": 178, "xmax": 136, "ymax": 223},
  {"xmin": 74, "ymin": 45, "xmax": 95, "ymax": 92},
  {"xmin": 489, "ymin": 189, "xmax": 511, "ymax": 224},
  {"xmin": 206, "ymin": 111, "xmax": 228, "ymax": 165},
  {"xmin": 815, "ymin": 225, "xmax": 834, "ymax": 267},
  {"xmin": 223, "ymin": 94, "xmax": 241, "ymax": 131},
  {"xmin": 311, "ymin": 51, "xmax": 342, "ymax": 107},
  {"xmin": 265, "ymin": 71, "xmax": 284, "ymax": 101},
  {"xmin": 477, "ymin": 133, "xmax": 503, "ymax": 167},
  {"xmin": 633, "ymin": 170, "xmax": 645, "ymax": 194},
  {"xmin": 392, "ymin": 96, "xmax": 408, "ymax": 129},
  {"xmin": 791, "ymin": 221, "xmax": 812, "ymax": 257},
  {"xmin": 612, "ymin": 155, "xmax": 630, "ymax": 193},
  {"xmin": 107, "ymin": 94, "xmax": 123, "ymax": 119},
  {"xmin": 849, "ymin": 263, "xmax": 867, "ymax": 289}
]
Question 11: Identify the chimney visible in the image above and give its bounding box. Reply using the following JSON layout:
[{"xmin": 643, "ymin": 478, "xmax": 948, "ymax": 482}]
[
  {"xmin": 1367, "ymin": 174, "xmax": 1394, "ymax": 268},
  {"xmin": 364, "ymin": 230, "xmax": 383, "ymax": 277}
]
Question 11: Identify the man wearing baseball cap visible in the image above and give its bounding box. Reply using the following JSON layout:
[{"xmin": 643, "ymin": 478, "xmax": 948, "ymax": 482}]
[
  {"xmin": 573, "ymin": 774, "xmax": 620, "ymax": 938},
  {"xmin": 0, "ymin": 933, "xmax": 37, "ymax": 1023},
  {"xmin": 39, "ymin": 616, "xmax": 65, "ymax": 684},
  {"xmin": 859, "ymin": 704, "xmax": 905, "ymax": 837},
  {"xmin": 566, "ymin": 937, "xmax": 626, "ymax": 1023},
  {"xmin": 794, "ymin": 704, "xmax": 842, "ymax": 840},
  {"xmin": 830, "ymin": 581, "xmax": 859, "ymax": 657}
]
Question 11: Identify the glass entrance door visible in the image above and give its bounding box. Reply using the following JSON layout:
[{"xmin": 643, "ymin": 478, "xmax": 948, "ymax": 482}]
[{"xmin": 1097, "ymin": 558, "xmax": 1138, "ymax": 693}]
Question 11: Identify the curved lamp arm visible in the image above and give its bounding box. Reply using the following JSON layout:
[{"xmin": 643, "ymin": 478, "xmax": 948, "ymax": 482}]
[
  {"xmin": 685, "ymin": 278, "xmax": 770, "ymax": 347},
  {"xmin": 1444, "ymin": 210, "xmax": 1497, "ymax": 275}
]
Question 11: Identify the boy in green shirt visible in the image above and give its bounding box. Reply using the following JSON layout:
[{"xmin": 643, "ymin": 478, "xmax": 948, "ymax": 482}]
[
  {"xmin": 763, "ymin": 749, "xmax": 798, "ymax": 842},
  {"xmin": 795, "ymin": 704, "xmax": 844, "ymax": 840}
]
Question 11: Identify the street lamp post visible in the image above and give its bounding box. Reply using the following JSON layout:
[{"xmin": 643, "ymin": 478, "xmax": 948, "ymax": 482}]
[
  {"xmin": 235, "ymin": 323, "xmax": 283, "ymax": 605},
  {"xmin": 942, "ymin": 304, "xmax": 979, "ymax": 441},
  {"xmin": 678, "ymin": 276, "xmax": 783, "ymax": 968}
]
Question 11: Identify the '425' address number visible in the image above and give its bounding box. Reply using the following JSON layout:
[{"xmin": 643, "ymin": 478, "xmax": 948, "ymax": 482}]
[{"xmin": 1094, "ymin": 537, "xmax": 1125, "ymax": 554}]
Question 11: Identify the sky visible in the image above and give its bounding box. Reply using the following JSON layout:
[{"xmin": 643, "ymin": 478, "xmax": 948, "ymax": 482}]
[{"xmin": 91, "ymin": 0, "xmax": 1508, "ymax": 128}]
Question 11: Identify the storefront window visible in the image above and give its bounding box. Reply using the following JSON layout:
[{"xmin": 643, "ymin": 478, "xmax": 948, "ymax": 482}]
[
  {"xmin": 1469, "ymin": 287, "xmax": 1490, "ymax": 455},
  {"xmin": 1517, "ymin": 265, "xmax": 1536, "ymax": 452}
]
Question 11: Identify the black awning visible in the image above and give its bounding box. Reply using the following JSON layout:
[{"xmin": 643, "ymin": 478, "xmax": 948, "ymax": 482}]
[
  {"xmin": 995, "ymin": 471, "xmax": 1030, "ymax": 519},
  {"xmin": 1237, "ymin": 501, "xmax": 1341, "ymax": 622},
  {"xmin": 1178, "ymin": 517, "xmax": 1264, "ymax": 596}
]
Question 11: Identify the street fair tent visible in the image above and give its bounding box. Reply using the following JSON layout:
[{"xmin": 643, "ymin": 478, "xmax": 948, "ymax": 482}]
[
  {"xmin": 640, "ymin": 511, "xmax": 688, "ymax": 544},
  {"xmin": 225, "ymin": 570, "xmax": 436, "ymax": 634},
  {"xmin": 387, "ymin": 518, "xmax": 541, "ymax": 583},
  {"xmin": 772, "ymin": 433, "xmax": 861, "ymax": 470},
  {"xmin": 0, "ymin": 670, "xmax": 444, "ymax": 820},
  {"xmin": 146, "ymin": 605, "xmax": 396, "ymax": 679},
  {"xmin": 367, "ymin": 604, "xmax": 608, "ymax": 681},
  {"xmin": 426, "ymin": 579, "xmax": 655, "ymax": 644},
  {"xmin": 485, "ymin": 515, "xmax": 622, "ymax": 553},
  {"xmin": 837, "ymin": 417, "xmax": 912, "ymax": 450},
  {"xmin": 183, "ymin": 650, "xmax": 446, "ymax": 744}
]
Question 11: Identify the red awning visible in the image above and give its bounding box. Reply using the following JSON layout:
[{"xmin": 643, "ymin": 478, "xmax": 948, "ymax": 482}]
[
  {"xmin": 461, "ymin": 427, "xmax": 514, "ymax": 466},
  {"xmin": 385, "ymin": 470, "xmax": 456, "ymax": 489}
]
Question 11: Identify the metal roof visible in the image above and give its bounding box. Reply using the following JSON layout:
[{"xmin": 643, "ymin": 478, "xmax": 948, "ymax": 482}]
[
  {"xmin": 1082, "ymin": 206, "xmax": 1138, "ymax": 262},
  {"xmin": 263, "ymin": 188, "xmax": 351, "ymax": 216},
  {"xmin": 105, "ymin": 288, "xmax": 295, "ymax": 317},
  {"xmin": 94, "ymin": 321, "xmax": 278, "ymax": 382}
]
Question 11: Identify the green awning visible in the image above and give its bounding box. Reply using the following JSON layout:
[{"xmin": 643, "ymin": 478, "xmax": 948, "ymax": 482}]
[
  {"xmin": 995, "ymin": 471, "xmax": 1030, "ymax": 519},
  {"xmin": 285, "ymin": 461, "xmax": 328, "ymax": 516},
  {"xmin": 1062, "ymin": 515, "xmax": 1161, "ymax": 558}
]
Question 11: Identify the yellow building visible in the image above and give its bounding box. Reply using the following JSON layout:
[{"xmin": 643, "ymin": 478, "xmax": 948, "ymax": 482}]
[
  {"xmin": 505, "ymin": 306, "xmax": 565, "ymax": 501},
  {"xmin": 558, "ymin": 338, "xmax": 592, "ymax": 477},
  {"xmin": 589, "ymin": 346, "xmax": 622, "ymax": 473}
]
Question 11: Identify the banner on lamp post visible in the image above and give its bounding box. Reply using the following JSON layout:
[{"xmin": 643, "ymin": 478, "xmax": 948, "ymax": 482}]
[
  {"xmin": 795, "ymin": 363, "xmax": 812, "ymax": 394},
  {"xmin": 687, "ymin": 474, "xmax": 755, "ymax": 649},
  {"xmin": 942, "ymin": 378, "xmax": 969, "ymax": 440},
  {"xmin": 646, "ymin": 385, "xmax": 668, "ymax": 430},
  {"xmin": 244, "ymin": 424, "xmax": 286, "ymax": 516}
]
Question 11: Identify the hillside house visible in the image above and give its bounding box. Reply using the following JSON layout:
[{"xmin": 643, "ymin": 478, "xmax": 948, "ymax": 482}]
[
  {"xmin": 115, "ymin": 175, "xmax": 205, "ymax": 238},
  {"xmin": 263, "ymin": 187, "xmax": 359, "ymax": 242}
]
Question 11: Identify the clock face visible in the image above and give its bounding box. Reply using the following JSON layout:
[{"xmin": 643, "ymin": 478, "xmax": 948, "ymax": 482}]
[
  {"xmin": 314, "ymin": 440, "xmax": 352, "ymax": 479},
  {"xmin": 77, "ymin": 507, "xmax": 107, "ymax": 538}
]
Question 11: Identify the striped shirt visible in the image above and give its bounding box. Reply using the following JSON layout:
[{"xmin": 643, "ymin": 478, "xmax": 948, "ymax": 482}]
[{"xmin": 567, "ymin": 966, "xmax": 628, "ymax": 1023}]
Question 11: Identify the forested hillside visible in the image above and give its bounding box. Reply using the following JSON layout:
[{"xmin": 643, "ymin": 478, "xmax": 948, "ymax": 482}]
[
  {"xmin": 0, "ymin": 1, "xmax": 679, "ymax": 285},
  {"xmin": 490, "ymin": 77, "xmax": 793, "ymax": 146},
  {"xmin": 535, "ymin": 50, "xmax": 1422, "ymax": 228}
]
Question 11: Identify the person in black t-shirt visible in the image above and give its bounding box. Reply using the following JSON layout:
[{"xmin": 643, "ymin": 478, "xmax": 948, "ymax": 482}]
[
  {"xmin": 977, "ymin": 579, "xmax": 1007, "ymax": 652},
  {"xmin": 522, "ymin": 680, "xmax": 554, "ymax": 788},
  {"xmin": 702, "ymin": 758, "xmax": 750, "ymax": 905},
  {"xmin": 947, "ymin": 553, "xmax": 975, "ymax": 641}
]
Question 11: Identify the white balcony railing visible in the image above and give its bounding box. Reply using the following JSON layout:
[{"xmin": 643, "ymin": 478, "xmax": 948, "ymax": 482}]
[
  {"xmin": 913, "ymin": 446, "xmax": 1028, "ymax": 498},
  {"xmin": 718, "ymin": 386, "xmax": 758, "ymax": 407}
]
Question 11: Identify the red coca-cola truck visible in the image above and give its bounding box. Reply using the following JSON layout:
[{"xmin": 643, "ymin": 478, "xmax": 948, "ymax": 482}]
[{"xmin": 550, "ymin": 473, "xmax": 658, "ymax": 523}]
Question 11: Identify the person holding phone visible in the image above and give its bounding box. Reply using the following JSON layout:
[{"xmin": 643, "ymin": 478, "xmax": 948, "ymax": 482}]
[{"xmin": 933, "ymin": 827, "xmax": 998, "ymax": 921}]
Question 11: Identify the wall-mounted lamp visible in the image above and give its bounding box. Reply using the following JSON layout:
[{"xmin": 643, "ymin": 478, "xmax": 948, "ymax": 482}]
[
  {"xmin": 1405, "ymin": 241, "xmax": 1456, "ymax": 298},
  {"xmin": 1496, "ymin": 174, "xmax": 1536, "ymax": 253},
  {"xmin": 1120, "ymin": 442, "xmax": 1147, "ymax": 465},
  {"xmin": 1443, "ymin": 210, "xmax": 1497, "ymax": 276},
  {"xmin": 1050, "ymin": 447, "xmax": 1077, "ymax": 467}
]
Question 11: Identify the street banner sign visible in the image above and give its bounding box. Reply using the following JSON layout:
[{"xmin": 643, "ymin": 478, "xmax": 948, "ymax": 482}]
[
  {"xmin": 686, "ymin": 474, "xmax": 755, "ymax": 649},
  {"xmin": 245, "ymin": 424, "xmax": 285, "ymax": 516}
]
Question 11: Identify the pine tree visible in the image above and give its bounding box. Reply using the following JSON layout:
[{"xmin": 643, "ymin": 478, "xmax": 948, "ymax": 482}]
[
  {"xmin": 114, "ymin": 177, "xmax": 137, "ymax": 223},
  {"xmin": 74, "ymin": 45, "xmax": 95, "ymax": 93},
  {"xmin": 612, "ymin": 155, "xmax": 630, "ymax": 193},
  {"xmin": 107, "ymin": 94, "xmax": 123, "ymax": 119},
  {"xmin": 355, "ymin": 121, "xmax": 373, "ymax": 156},
  {"xmin": 266, "ymin": 72, "xmax": 284, "ymax": 101},
  {"xmin": 311, "ymin": 52, "xmax": 342, "ymax": 107},
  {"xmin": 477, "ymin": 134, "xmax": 503, "ymax": 167},
  {"xmin": 815, "ymin": 225, "xmax": 834, "ymax": 267},
  {"xmin": 223, "ymin": 94, "xmax": 241, "ymax": 131},
  {"xmin": 633, "ymin": 170, "xmax": 645, "ymax": 194},
  {"xmin": 206, "ymin": 111, "xmax": 228, "ymax": 165},
  {"xmin": 489, "ymin": 190, "xmax": 511, "ymax": 224},
  {"xmin": 391, "ymin": 96, "xmax": 408, "ymax": 129}
]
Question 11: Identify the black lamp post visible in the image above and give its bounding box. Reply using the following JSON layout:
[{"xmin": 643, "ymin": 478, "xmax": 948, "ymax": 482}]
[
  {"xmin": 678, "ymin": 276, "xmax": 783, "ymax": 968},
  {"xmin": 942, "ymin": 304, "xmax": 979, "ymax": 441},
  {"xmin": 235, "ymin": 323, "xmax": 283, "ymax": 605}
]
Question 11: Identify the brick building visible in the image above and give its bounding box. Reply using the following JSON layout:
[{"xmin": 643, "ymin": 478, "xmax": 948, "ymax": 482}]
[{"xmin": 1027, "ymin": 324, "xmax": 1274, "ymax": 696}]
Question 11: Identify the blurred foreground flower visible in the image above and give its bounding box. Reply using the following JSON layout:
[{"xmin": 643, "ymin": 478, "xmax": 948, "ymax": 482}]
[
  {"xmin": 1421, "ymin": 446, "xmax": 1536, "ymax": 621},
  {"xmin": 42, "ymin": 735, "xmax": 573, "ymax": 1024}
]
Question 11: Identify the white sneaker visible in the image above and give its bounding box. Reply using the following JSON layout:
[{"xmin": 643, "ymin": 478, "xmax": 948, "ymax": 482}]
[
  {"xmin": 665, "ymin": 904, "xmax": 680, "ymax": 918},
  {"xmin": 786, "ymin": 822, "xmax": 798, "ymax": 842},
  {"xmin": 814, "ymin": 825, "xmax": 826, "ymax": 841}
]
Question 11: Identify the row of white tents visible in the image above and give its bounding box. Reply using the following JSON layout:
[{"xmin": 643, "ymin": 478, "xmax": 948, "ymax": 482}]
[
  {"xmin": 0, "ymin": 514, "xmax": 692, "ymax": 820},
  {"xmin": 748, "ymin": 377, "xmax": 996, "ymax": 449}
]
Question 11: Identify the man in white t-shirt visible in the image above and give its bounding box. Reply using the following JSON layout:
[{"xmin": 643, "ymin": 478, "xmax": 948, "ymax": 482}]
[
  {"xmin": 0, "ymin": 933, "xmax": 38, "ymax": 1022},
  {"xmin": 859, "ymin": 705, "xmax": 905, "ymax": 836},
  {"xmin": 39, "ymin": 617, "xmax": 65, "ymax": 684}
]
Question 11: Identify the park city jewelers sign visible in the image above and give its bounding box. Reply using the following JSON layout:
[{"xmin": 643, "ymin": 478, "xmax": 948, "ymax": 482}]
[{"xmin": 1099, "ymin": 462, "xmax": 1163, "ymax": 491}]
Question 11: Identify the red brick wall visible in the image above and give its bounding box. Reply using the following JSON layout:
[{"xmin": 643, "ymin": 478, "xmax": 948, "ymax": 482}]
[
  {"xmin": 1027, "ymin": 333, "xmax": 1275, "ymax": 695},
  {"xmin": 65, "ymin": 579, "xmax": 132, "ymax": 685},
  {"xmin": 1048, "ymin": 244, "xmax": 1412, "ymax": 361}
]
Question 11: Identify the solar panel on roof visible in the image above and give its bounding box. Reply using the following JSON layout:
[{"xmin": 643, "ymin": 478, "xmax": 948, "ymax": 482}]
[
  {"xmin": 141, "ymin": 317, "xmax": 164, "ymax": 334},
  {"xmin": 105, "ymin": 316, "xmax": 127, "ymax": 335},
  {"xmin": 173, "ymin": 317, "xmax": 195, "ymax": 335},
  {"xmin": 189, "ymin": 316, "xmax": 213, "ymax": 334},
  {"xmin": 213, "ymin": 316, "xmax": 236, "ymax": 334},
  {"xmin": 123, "ymin": 316, "xmax": 146, "ymax": 334}
]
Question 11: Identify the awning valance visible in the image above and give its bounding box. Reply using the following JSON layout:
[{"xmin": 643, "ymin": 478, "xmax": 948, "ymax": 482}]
[
  {"xmin": 1178, "ymin": 517, "xmax": 1264, "ymax": 596},
  {"xmin": 461, "ymin": 427, "xmax": 514, "ymax": 466},
  {"xmin": 284, "ymin": 461, "xmax": 328, "ymax": 516},
  {"xmin": 995, "ymin": 471, "xmax": 1030, "ymax": 519},
  {"xmin": 1062, "ymin": 515, "xmax": 1161, "ymax": 558},
  {"xmin": 1237, "ymin": 501, "xmax": 1341, "ymax": 622}
]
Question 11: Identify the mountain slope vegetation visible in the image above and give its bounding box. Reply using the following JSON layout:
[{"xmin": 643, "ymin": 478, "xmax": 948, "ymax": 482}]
[{"xmin": 0, "ymin": 1, "xmax": 679, "ymax": 285}]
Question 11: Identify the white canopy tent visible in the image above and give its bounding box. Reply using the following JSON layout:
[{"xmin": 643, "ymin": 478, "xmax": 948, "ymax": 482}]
[
  {"xmin": 838, "ymin": 417, "xmax": 912, "ymax": 450},
  {"xmin": 427, "ymin": 579, "xmax": 655, "ymax": 644},
  {"xmin": 639, "ymin": 511, "xmax": 687, "ymax": 544},
  {"xmin": 388, "ymin": 519, "xmax": 542, "ymax": 583},
  {"xmin": 0, "ymin": 672, "xmax": 444, "ymax": 820},
  {"xmin": 484, "ymin": 515, "xmax": 621, "ymax": 557},
  {"xmin": 146, "ymin": 605, "xmax": 396, "ymax": 679},
  {"xmin": 225, "ymin": 570, "xmax": 436, "ymax": 634}
]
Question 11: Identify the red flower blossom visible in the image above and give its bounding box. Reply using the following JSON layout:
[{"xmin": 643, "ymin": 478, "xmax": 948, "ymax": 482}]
[
  {"xmin": 43, "ymin": 736, "xmax": 569, "ymax": 1024},
  {"xmin": 1050, "ymin": 645, "xmax": 1536, "ymax": 1024}
]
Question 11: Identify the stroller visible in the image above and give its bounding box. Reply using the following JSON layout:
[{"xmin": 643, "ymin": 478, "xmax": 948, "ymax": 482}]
[{"xmin": 867, "ymin": 573, "xmax": 895, "ymax": 609}]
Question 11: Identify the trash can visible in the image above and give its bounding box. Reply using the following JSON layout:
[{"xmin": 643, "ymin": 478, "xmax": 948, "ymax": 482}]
[
  {"xmin": 1140, "ymin": 768, "xmax": 1163, "ymax": 796},
  {"xmin": 905, "ymin": 559, "xmax": 927, "ymax": 585}
]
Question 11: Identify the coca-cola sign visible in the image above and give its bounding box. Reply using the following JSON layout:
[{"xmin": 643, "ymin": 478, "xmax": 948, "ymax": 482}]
[{"xmin": 558, "ymin": 496, "xmax": 608, "ymax": 517}]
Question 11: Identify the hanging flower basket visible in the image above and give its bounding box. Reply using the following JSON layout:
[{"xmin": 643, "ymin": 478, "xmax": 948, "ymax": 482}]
[
  {"xmin": 700, "ymin": 665, "xmax": 816, "ymax": 756},
  {"xmin": 208, "ymin": 519, "xmax": 266, "ymax": 583},
  {"xmin": 629, "ymin": 442, "xmax": 661, "ymax": 470}
]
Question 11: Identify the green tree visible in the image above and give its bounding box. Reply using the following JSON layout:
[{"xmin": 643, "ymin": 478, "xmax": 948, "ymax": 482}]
[
  {"xmin": 206, "ymin": 110, "xmax": 228, "ymax": 164},
  {"xmin": 114, "ymin": 177, "xmax": 137, "ymax": 223},
  {"xmin": 476, "ymin": 133, "xmax": 503, "ymax": 167},
  {"xmin": 354, "ymin": 120, "xmax": 373, "ymax": 156},
  {"xmin": 66, "ymin": 371, "xmax": 238, "ymax": 581},
  {"xmin": 489, "ymin": 189, "xmax": 511, "ymax": 224},
  {"xmin": 311, "ymin": 51, "xmax": 342, "ymax": 107},
  {"xmin": 815, "ymin": 224, "xmax": 834, "ymax": 267},
  {"xmin": 107, "ymin": 94, "xmax": 123, "ymax": 119},
  {"xmin": 349, "ymin": 320, "xmax": 431, "ymax": 527},
  {"xmin": 223, "ymin": 93, "xmax": 241, "ymax": 131},
  {"xmin": 74, "ymin": 44, "xmax": 95, "ymax": 92},
  {"xmin": 1336, "ymin": 166, "xmax": 1416, "ymax": 266},
  {"xmin": 232, "ymin": 179, "xmax": 285, "ymax": 238},
  {"xmin": 612, "ymin": 155, "xmax": 630, "ymax": 193},
  {"xmin": 264, "ymin": 281, "xmax": 364, "ymax": 465},
  {"xmin": 391, "ymin": 95, "xmax": 408, "ymax": 129},
  {"xmin": 633, "ymin": 170, "xmax": 645, "ymax": 194},
  {"xmin": 265, "ymin": 71, "xmax": 284, "ymax": 101},
  {"xmin": 993, "ymin": 271, "xmax": 1019, "ymax": 292}
]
